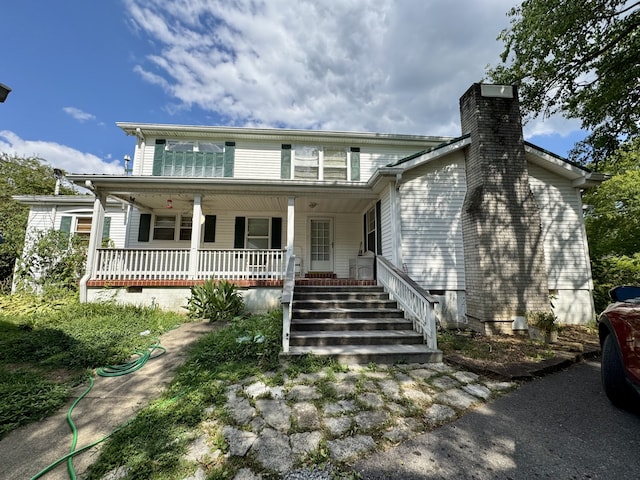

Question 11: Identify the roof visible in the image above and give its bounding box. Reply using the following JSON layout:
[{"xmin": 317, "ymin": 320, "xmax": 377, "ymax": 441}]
[{"xmin": 116, "ymin": 122, "xmax": 453, "ymax": 148}]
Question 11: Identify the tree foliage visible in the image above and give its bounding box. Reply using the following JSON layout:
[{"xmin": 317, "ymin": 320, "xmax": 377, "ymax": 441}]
[
  {"xmin": 583, "ymin": 139, "xmax": 640, "ymax": 258},
  {"xmin": 0, "ymin": 153, "xmax": 74, "ymax": 288},
  {"xmin": 487, "ymin": 0, "xmax": 640, "ymax": 166}
]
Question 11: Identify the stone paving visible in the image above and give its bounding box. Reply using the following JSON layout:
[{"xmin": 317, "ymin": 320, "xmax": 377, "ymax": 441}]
[{"xmin": 174, "ymin": 362, "xmax": 516, "ymax": 479}]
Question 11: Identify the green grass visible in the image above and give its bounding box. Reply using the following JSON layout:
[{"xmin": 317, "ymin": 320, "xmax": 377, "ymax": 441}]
[
  {"xmin": 85, "ymin": 310, "xmax": 285, "ymax": 480},
  {"xmin": 0, "ymin": 292, "xmax": 187, "ymax": 438}
]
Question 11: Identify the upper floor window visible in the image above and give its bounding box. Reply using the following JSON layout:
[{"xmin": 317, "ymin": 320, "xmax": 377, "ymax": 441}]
[
  {"xmin": 281, "ymin": 145, "xmax": 360, "ymax": 181},
  {"xmin": 153, "ymin": 139, "xmax": 235, "ymax": 177}
]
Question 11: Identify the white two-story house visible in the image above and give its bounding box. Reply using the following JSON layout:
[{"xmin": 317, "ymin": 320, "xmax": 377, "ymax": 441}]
[{"xmin": 15, "ymin": 84, "xmax": 605, "ymax": 362}]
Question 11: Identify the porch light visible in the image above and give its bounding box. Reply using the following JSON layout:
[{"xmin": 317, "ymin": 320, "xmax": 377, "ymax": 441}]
[{"xmin": 0, "ymin": 83, "xmax": 11, "ymax": 103}]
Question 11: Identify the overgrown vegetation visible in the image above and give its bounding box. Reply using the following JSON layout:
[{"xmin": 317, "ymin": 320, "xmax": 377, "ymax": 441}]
[
  {"xmin": 184, "ymin": 279, "xmax": 245, "ymax": 322},
  {"xmin": 0, "ymin": 153, "xmax": 76, "ymax": 292},
  {"xmin": 13, "ymin": 229, "xmax": 89, "ymax": 294},
  {"xmin": 0, "ymin": 293, "xmax": 186, "ymax": 438},
  {"xmin": 85, "ymin": 309, "xmax": 286, "ymax": 480}
]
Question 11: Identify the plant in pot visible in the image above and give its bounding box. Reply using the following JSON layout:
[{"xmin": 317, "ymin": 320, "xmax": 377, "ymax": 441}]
[{"xmin": 526, "ymin": 310, "xmax": 559, "ymax": 344}]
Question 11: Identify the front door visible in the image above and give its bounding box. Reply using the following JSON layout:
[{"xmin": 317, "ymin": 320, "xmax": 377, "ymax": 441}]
[{"xmin": 309, "ymin": 218, "xmax": 333, "ymax": 272}]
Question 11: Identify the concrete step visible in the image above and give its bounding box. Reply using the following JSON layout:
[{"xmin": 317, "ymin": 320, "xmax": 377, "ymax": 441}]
[
  {"xmin": 283, "ymin": 344, "xmax": 443, "ymax": 365},
  {"xmin": 294, "ymin": 292, "xmax": 390, "ymax": 301},
  {"xmin": 294, "ymin": 285, "xmax": 385, "ymax": 294},
  {"xmin": 289, "ymin": 329, "xmax": 424, "ymax": 346},
  {"xmin": 291, "ymin": 318, "xmax": 413, "ymax": 331},
  {"xmin": 293, "ymin": 308, "xmax": 405, "ymax": 320},
  {"xmin": 293, "ymin": 299, "xmax": 398, "ymax": 309}
]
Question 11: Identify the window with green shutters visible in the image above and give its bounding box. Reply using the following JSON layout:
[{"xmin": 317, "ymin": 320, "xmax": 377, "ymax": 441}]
[
  {"xmin": 153, "ymin": 139, "xmax": 235, "ymax": 177},
  {"xmin": 282, "ymin": 145, "xmax": 360, "ymax": 181}
]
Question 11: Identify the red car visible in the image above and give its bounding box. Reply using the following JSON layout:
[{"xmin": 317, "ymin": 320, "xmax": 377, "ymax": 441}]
[{"xmin": 598, "ymin": 285, "xmax": 640, "ymax": 407}]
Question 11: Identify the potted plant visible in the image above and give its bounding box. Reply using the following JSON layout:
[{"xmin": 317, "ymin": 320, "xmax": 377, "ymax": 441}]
[{"xmin": 527, "ymin": 310, "xmax": 559, "ymax": 344}]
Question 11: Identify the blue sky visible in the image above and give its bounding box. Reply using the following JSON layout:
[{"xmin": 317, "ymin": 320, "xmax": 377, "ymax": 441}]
[{"xmin": 1, "ymin": 0, "xmax": 587, "ymax": 176}]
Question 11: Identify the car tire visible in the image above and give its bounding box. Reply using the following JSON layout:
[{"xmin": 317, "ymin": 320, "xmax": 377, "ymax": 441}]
[{"xmin": 601, "ymin": 333, "xmax": 634, "ymax": 408}]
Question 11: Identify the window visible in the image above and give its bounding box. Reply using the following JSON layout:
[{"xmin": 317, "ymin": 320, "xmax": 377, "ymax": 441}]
[
  {"xmin": 233, "ymin": 217, "xmax": 282, "ymax": 249},
  {"xmin": 294, "ymin": 145, "xmax": 319, "ymax": 180},
  {"xmin": 138, "ymin": 213, "xmax": 216, "ymax": 243},
  {"xmin": 75, "ymin": 217, "xmax": 92, "ymax": 238},
  {"xmin": 153, "ymin": 139, "xmax": 235, "ymax": 177},
  {"xmin": 60, "ymin": 215, "xmax": 111, "ymax": 243},
  {"xmin": 283, "ymin": 145, "xmax": 359, "ymax": 181},
  {"xmin": 179, "ymin": 216, "xmax": 192, "ymax": 241},
  {"xmin": 364, "ymin": 201, "xmax": 382, "ymax": 254},
  {"xmin": 153, "ymin": 216, "xmax": 176, "ymax": 240},
  {"xmin": 323, "ymin": 147, "xmax": 347, "ymax": 180},
  {"xmin": 247, "ymin": 218, "xmax": 270, "ymax": 249}
]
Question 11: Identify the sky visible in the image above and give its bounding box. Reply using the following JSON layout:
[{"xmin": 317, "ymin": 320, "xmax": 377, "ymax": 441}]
[{"xmin": 0, "ymin": 0, "xmax": 587, "ymax": 177}]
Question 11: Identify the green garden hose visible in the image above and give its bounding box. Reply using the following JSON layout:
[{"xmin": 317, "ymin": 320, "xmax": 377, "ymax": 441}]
[{"xmin": 29, "ymin": 338, "xmax": 166, "ymax": 480}]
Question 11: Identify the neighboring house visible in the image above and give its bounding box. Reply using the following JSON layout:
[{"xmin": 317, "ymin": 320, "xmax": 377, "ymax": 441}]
[{"xmin": 16, "ymin": 84, "xmax": 606, "ymax": 355}]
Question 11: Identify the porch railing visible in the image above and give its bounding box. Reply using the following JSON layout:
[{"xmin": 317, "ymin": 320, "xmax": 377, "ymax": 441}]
[
  {"xmin": 376, "ymin": 256, "xmax": 440, "ymax": 349},
  {"xmin": 93, "ymin": 248, "xmax": 286, "ymax": 281},
  {"xmin": 281, "ymin": 254, "xmax": 296, "ymax": 353}
]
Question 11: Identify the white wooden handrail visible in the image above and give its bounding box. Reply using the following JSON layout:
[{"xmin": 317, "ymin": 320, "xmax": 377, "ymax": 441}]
[{"xmin": 376, "ymin": 255, "xmax": 440, "ymax": 349}]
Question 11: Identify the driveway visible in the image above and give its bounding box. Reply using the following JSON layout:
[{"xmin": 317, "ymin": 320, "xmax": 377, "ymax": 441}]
[{"xmin": 354, "ymin": 360, "xmax": 640, "ymax": 479}]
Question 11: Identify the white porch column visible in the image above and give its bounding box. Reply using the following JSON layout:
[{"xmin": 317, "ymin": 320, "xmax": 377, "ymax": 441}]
[
  {"xmin": 189, "ymin": 194, "xmax": 203, "ymax": 279},
  {"xmin": 286, "ymin": 196, "xmax": 295, "ymax": 264},
  {"xmin": 390, "ymin": 180, "xmax": 403, "ymax": 268},
  {"xmin": 80, "ymin": 192, "xmax": 106, "ymax": 303}
]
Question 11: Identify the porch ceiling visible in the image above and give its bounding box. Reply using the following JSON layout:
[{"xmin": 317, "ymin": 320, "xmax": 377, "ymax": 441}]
[
  {"xmin": 112, "ymin": 192, "xmax": 375, "ymax": 215},
  {"xmin": 68, "ymin": 175, "xmax": 381, "ymax": 215}
]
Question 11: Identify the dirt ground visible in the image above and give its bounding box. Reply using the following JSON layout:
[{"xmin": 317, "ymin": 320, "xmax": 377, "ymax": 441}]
[{"xmin": 438, "ymin": 325, "xmax": 600, "ymax": 368}]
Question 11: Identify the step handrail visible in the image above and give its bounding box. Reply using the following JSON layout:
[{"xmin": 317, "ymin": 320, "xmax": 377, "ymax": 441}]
[
  {"xmin": 376, "ymin": 255, "xmax": 440, "ymax": 349},
  {"xmin": 281, "ymin": 255, "xmax": 296, "ymax": 353}
]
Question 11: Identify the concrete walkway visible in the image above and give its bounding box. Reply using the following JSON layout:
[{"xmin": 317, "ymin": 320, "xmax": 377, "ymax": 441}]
[{"xmin": 0, "ymin": 321, "xmax": 219, "ymax": 480}]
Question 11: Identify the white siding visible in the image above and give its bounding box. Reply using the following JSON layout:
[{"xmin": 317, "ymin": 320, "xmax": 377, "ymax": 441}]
[
  {"xmin": 234, "ymin": 141, "xmax": 282, "ymax": 179},
  {"xmin": 527, "ymin": 162, "xmax": 592, "ymax": 290},
  {"xmin": 399, "ymin": 152, "xmax": 467, "ymax": 290},
  {"xmin": 359, "ymin": 146, "xmax": 426, "ymax": 182},
  {"xmin": 135, "ymin": 137, "xmax": 425, "ymax": 182}
]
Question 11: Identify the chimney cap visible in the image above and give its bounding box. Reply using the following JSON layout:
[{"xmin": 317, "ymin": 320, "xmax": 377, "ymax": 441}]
[{"xmin": 480, "ymin": 84, "xmax": 514, "ymax": 98}]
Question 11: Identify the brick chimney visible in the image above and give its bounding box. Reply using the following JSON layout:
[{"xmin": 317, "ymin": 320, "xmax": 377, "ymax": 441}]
[{"xmin": 460, "ymin": 84, "xmax": 550, "ymax": 334}]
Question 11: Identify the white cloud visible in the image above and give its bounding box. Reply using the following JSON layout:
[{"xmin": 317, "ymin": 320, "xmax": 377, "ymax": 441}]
[
  {"xmin": 124, "ymin": 0, "xmax": 582, "ymax": 142},
  {"xmin": 62, "ymin": 107, "xmax": 96, "ymax": 122},
  {"xmin": 0, "ymin": 130, "xmax": 123, "ymax": 175}
]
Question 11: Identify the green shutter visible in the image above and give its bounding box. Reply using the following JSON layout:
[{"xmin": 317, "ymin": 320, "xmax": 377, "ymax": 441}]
[
  {"xmin": 223, "ymin": 141, "xmax": 235, "ymax": 177},
  {"xmin": 203, "ymin": 215, "xmax": 217, "ymax": 243},
  {"xmin": 234, "ymin": 217, "xmax": 245, "ymax": 248},
  {"xmin": 60, "ymin": 216, "xmax": 72, "ymax": 236},
  {"xmin": 102, "ymin": 217, "xmax": 111, "ymax": 240},
  {"xmin": 271, "ymin": 217, "xmax": 282, "ymax": 249},
  {"xmin": 350, "ymin": 148, "xmax": 360, "ymax": 181},
  {"xmin": 281, "ymin": 145, "xmax": 291, "ymax": 179},
  {"xmin": 138, "ymin": 213, "xmax": 151, "ymax": 242},
  {"xmin": 153, "ymin": 139, "xmax": 166, "ymax": 176}
]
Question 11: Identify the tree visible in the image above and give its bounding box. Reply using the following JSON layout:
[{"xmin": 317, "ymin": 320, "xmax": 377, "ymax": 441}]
[
  {"xmin": 583, "ymin": 139, "xmax": 640, "ymax": 258},
  {"xmin": 0, "ymin": 153, "xmax": 73, "ymax": 289},
  {"xmin": 487, "ymin": 0, "xmax": 640, "ymax": 167}
]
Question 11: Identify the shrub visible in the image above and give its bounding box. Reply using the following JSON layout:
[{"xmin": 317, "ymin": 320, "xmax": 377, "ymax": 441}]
[{"xmin": 185, "ymin": 279, "xmax": 244, "ymax": 322}]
